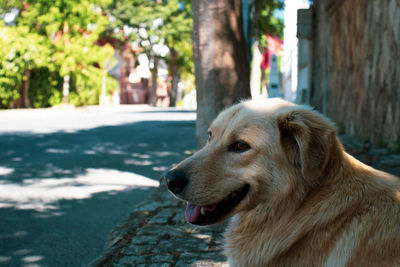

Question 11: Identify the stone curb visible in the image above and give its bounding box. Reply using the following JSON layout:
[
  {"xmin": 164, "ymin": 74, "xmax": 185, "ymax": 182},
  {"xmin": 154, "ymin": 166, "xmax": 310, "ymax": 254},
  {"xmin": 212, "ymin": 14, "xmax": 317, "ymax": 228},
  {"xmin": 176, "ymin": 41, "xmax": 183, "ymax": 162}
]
[{"xmin": 89, "ymin": 179, "xmax": 229, "ymax": 267}]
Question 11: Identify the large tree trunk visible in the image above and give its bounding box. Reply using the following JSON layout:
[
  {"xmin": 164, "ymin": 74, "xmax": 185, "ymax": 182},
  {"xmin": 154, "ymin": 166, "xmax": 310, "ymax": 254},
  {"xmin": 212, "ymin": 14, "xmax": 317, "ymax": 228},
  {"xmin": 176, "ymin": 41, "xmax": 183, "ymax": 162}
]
[
  {"xmin": 192, "ymin": 0, "xmax": 251, "ymax": 148},
  {"xmin": 168, "ymin": 47, "xmax": 180, "ymax": 107}
]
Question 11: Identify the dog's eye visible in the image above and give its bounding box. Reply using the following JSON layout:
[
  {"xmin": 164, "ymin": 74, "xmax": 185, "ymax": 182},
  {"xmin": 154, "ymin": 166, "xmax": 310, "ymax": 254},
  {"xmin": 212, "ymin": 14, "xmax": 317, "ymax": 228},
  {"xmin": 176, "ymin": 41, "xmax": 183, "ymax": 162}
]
[
  {"xmin": 229, "ymin": 141, "xmax": 250, "ymax": 153},
  {"xmin": 207, "ymin": 129, "xmax": 212, "ymax": 142}
]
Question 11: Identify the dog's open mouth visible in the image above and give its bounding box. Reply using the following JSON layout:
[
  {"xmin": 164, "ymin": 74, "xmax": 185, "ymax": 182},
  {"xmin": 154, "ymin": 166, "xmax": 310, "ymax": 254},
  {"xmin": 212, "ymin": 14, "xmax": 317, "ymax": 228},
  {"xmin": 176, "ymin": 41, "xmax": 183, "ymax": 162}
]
[{"xmin": 185, "ymin": 184, "xmax": 250, "ymax": 225}]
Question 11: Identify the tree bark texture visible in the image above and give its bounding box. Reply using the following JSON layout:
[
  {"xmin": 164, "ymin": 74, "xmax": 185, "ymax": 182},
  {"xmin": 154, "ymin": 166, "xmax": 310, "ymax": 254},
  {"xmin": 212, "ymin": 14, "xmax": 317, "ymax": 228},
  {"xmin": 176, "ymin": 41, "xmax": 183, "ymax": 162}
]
[
  {"xmin": 150, "ymin": 55, "xmax": 159, "ymax": 106},
  {"xmin": 169, "ymin": 47, "xmax": 180, "ymax": 107},
  {"xmin": 13, "ymin": 69, "xmax": 32, "ymax": 108},
  {"xmin": 22, "ymin": 69, "xmax": 31, "ymax": 108},
  {"xmin": 312, "ymin": 0, "xmax": 400, "ymax": 149},
  {"xmin": 192, "ymin": 0, "xmax": 251, "ymax": 148}
]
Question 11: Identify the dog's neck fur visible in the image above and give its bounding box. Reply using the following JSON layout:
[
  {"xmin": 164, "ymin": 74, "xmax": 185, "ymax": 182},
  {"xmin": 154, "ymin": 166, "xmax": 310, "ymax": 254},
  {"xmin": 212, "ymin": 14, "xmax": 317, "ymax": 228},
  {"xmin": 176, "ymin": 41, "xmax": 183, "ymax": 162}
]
[{"xmin": 224, "ymin": 137, "xmax": 353, "ymax": 266}]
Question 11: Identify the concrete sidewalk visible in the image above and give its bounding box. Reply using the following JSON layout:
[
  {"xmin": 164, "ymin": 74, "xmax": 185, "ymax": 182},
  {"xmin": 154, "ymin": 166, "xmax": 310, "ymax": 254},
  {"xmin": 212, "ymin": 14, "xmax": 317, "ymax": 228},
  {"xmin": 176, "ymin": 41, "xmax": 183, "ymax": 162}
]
[{"xmin": 91, "ymin": 135, "xmax": 400, "ymax": 267}]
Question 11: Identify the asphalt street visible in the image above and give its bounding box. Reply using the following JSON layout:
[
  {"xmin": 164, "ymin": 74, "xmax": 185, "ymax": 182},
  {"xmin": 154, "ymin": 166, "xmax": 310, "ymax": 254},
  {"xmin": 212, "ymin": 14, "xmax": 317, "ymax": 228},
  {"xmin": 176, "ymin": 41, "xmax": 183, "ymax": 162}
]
[{"xmin": 0, "ymin": 105, "xmax": 196, "ymax": 267}]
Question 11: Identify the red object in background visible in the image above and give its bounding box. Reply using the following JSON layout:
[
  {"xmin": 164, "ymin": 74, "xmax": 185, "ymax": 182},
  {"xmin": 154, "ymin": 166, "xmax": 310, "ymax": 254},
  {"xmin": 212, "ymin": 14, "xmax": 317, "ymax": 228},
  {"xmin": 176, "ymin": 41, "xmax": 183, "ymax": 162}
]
[{"xmin": 261, "ymin": 35, "xmax": 283, "ymax": 70}]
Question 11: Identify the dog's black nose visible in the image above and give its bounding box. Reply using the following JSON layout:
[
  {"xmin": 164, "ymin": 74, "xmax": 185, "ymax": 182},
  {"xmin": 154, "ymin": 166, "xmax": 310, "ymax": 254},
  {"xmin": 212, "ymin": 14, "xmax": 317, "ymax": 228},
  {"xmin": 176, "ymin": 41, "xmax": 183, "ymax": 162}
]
[{"xmin": 165, "ymin": 169, "xmax": 188, "ymax": 195}]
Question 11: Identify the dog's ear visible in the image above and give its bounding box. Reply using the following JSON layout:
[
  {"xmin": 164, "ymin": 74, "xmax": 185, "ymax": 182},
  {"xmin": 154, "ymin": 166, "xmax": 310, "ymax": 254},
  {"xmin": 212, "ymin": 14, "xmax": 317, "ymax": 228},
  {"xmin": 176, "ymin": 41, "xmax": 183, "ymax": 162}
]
[{"xmin": 277, "ymin": 108, "xmax": 338, "ymax": 184}]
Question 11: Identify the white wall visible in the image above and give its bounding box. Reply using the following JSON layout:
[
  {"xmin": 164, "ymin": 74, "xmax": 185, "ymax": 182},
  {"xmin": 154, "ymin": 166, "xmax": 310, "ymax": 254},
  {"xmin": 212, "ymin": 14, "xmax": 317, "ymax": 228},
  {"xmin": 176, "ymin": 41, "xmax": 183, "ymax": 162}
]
[{"xmin": 282, "ymin": 0, "xmax": 310, "ymax": 102}]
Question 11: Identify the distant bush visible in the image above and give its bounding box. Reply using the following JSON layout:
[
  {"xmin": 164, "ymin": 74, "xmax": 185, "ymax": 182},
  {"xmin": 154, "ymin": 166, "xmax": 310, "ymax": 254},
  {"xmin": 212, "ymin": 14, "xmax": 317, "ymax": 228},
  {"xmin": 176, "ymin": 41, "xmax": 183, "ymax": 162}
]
[
  {"xmin": 28, "ymin": 66, "xmax": 119, "ymax": 108},
  {"xmin": 29, "ymin": 68, "xmax": 63, "ymax": 108},
  {"xmin": 68, "ymin": 67, "xmax": 119, "ymax": 107},
  {"xmin": 0, "ymin": 62, "xmax": 22, "ymax": 108}
]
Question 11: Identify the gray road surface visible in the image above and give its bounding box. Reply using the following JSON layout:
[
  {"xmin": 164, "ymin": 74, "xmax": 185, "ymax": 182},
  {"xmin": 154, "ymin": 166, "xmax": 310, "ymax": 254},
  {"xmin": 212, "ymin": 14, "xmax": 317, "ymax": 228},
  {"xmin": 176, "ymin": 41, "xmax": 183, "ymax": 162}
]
[{"xmin": 0, "ymin": 105, "xmax": 196, "ymax": 267}]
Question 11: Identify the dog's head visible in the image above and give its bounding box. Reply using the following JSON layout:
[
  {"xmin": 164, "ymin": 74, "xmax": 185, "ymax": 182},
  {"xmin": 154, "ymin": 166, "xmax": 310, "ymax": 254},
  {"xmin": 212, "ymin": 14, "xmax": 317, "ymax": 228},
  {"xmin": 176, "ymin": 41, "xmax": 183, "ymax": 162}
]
[{"xmin": 165, "ymin": 98, "xmax": 340, "ymax": 225}]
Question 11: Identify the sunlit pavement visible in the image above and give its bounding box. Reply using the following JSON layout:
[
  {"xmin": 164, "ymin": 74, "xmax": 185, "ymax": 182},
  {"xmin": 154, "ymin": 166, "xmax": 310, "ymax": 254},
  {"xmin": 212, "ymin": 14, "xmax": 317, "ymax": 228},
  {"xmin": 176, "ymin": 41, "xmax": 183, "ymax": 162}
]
[{"xmin": 0, "ymin": 105, "xmax": 196, "ymax": 266}]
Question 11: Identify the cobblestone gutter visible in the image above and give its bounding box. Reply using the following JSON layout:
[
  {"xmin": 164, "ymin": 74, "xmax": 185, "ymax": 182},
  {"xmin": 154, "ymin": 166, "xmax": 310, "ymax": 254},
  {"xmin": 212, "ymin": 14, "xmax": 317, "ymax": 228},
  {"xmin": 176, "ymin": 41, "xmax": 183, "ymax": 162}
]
[{"xmin": 89, "ymin": 179, "xmax": 229, "ymax": 267}]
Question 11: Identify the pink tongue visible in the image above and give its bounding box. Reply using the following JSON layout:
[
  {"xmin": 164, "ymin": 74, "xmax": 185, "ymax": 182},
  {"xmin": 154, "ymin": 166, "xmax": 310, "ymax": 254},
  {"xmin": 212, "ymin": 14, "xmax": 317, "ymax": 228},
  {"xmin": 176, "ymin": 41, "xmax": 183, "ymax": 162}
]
[{"xmin": 185, "ymin": 204, "xmax": 201, "ymax": 223}]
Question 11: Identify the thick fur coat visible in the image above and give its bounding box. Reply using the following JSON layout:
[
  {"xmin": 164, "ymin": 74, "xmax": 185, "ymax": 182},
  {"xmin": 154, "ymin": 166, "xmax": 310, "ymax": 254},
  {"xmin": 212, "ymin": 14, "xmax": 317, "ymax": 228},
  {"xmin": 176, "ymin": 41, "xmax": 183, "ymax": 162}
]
[{"xmin": 166, "ymin": 98, "xmax": 400, "ymax": 266}]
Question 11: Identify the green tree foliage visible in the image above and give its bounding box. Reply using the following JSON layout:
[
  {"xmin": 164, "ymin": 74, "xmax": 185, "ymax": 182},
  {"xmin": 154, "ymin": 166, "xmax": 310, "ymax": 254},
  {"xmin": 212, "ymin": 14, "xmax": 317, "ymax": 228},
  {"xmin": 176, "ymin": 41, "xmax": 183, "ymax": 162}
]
[
  {"xmin": 106, "ymin": 0, "xmax": 193, "ymax": 105},
  {"xmin": 0, "ymin": 0, "xmax": 118, "ymax": 108},
  {"xmin": 253, "ymin": 0, "xmax": 284, "ymax": 48},
  {"xmin": 0, "ymin": 22, "xmax": 50, "ymax": 108},
  {"xmin": 155, "ymin": 0, "xmax": 193, "ymax": 106}
]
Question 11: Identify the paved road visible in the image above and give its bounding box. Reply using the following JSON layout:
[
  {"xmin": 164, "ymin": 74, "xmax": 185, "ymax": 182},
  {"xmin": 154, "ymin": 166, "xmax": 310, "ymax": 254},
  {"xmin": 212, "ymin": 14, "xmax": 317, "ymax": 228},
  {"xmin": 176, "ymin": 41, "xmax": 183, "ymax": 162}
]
[{"xmin": 0, "ymin": 106, "xmax": 196, "ymax": 267}]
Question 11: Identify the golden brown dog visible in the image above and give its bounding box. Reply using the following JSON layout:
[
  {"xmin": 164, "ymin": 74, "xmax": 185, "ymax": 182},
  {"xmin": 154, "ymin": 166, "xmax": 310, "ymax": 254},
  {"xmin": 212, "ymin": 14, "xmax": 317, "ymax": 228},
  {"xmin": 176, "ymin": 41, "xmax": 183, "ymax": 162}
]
[{"xmin": 165, "ymin": 98, "xmax": 400, "ymax": 266}]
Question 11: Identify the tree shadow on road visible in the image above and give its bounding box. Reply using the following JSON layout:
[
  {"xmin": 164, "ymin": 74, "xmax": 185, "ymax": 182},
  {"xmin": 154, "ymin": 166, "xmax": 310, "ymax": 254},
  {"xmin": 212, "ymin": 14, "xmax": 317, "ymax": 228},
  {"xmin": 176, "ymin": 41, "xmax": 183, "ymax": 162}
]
[{"xmin": 0, "ymin": 118, "xmax": 196, "ymax": 266}]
